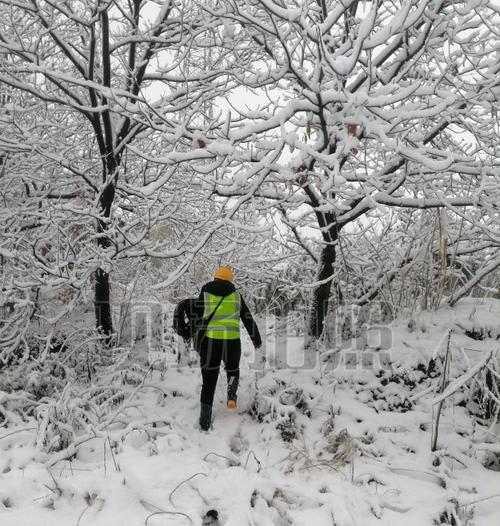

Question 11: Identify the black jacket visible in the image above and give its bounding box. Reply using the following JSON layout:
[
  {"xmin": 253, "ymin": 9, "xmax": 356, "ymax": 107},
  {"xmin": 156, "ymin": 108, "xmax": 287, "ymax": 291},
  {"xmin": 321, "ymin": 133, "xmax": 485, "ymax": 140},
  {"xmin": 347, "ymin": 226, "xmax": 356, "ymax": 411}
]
[{"xmin": 197, "ymin": 279, "xmax": 262, "ymax": 348}]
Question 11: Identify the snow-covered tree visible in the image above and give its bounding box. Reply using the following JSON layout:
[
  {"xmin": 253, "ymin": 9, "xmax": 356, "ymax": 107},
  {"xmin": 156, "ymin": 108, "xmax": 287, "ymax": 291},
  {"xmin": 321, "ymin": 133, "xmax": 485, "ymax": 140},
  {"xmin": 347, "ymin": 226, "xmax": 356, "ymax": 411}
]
[
  {"xmin": 0, "ymin": 0, "xmax": 230, "ymax": 336},
  {"xmin": 1, "ymin": 0, "xmax": 499, "ymax": 347},
  {"xmin": 202, "ymin": 0, "xmax": 500, "ymax": 340}
]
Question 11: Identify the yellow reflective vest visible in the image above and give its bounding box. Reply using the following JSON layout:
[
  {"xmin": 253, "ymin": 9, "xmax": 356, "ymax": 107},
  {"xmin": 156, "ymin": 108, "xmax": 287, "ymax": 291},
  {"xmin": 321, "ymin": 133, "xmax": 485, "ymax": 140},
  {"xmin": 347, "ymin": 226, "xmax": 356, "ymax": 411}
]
[{"xmin": 203, "ymin": 291, "xmax": 241, "ymax": 340}]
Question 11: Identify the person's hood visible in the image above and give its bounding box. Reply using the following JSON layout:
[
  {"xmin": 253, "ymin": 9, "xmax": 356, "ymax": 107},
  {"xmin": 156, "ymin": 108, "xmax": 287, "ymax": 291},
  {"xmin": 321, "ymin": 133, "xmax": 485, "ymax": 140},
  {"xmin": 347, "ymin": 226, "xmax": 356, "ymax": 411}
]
[{"xmin": 202, "ymin": 279, "xmax": 236, "ymax": 297}]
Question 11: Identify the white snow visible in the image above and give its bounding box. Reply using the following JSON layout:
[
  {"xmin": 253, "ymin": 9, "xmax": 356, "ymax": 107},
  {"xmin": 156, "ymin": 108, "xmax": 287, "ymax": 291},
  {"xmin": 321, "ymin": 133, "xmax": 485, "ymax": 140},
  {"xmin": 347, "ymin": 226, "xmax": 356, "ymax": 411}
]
[{"xmin": 1, "ymin": 299, "xmax": 500, "ymax": 525}]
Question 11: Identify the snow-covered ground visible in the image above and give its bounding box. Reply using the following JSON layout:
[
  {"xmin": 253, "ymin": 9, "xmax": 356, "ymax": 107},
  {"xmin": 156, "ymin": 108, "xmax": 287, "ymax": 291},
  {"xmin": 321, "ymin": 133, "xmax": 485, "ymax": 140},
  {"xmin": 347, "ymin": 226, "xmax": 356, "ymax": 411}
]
[{"xmin": 1, "ymin": 299, "xmax": 499, "ymax": 525}]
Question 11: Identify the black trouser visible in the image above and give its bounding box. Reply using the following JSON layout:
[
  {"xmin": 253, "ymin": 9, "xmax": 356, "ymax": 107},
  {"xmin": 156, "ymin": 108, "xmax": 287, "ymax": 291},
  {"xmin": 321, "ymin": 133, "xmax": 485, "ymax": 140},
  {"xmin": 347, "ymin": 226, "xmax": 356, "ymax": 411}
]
[{"xmin": 199, "ymin": 337, "xmax": 241, "ymax": 406}]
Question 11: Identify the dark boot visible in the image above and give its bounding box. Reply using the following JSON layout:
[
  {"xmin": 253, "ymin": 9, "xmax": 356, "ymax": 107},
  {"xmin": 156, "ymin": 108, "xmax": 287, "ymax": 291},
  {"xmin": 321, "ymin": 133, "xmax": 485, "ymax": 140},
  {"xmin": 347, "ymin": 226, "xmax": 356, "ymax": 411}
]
[
  {"xmin": 199, "ymin": 403, "xmax": 212, "ymax": 431},
  {"xmin": 227, "ymin": 375, "xmax": 239, "ymax": 409}
]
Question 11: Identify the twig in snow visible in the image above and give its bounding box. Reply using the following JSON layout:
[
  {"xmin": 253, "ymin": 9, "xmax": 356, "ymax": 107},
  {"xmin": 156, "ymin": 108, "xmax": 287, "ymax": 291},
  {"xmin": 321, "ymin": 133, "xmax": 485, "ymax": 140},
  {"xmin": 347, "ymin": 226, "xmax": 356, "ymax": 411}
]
[
  {"xmin": 0, "ymin": 426, "xmax": 37, "ymax": 440},
  {"xmin": 244, "ymin": 450, "xmax": 262, "ymax": 472},
  {"xmin": 168, "ymin": 472, "xmax": 207, "ymax": 508},
  {"xmin": 145, "ymin": 510, "xmax": 192, "ymax": 525},
  {"xmin": 203, "ymin": 451, "xmax": 238, "ymax": 465},
  {"xmin": 107, "ymin": 435, "xmax": 119, "ymax": 471},
  {"xmin": 76, "ymin": 505, "xmax": 90, "ymax": 526},
  {"xmin": 387, "ymin": 466, "xmax": 446, "ymax": 487},
  {"xmin": 460, "ymin": 494, "xmax": 500, "ymax": 507},
  {"xmin": 44, "ymin": 468, "xmax": 63, "ymax": 496},
  {"xmin": 141, "ymin": 498, "xmax": 193, "ymax": 524},
  {"xmin": 431, "ymin": 331, "xmax": 452, "ymax": 452}
]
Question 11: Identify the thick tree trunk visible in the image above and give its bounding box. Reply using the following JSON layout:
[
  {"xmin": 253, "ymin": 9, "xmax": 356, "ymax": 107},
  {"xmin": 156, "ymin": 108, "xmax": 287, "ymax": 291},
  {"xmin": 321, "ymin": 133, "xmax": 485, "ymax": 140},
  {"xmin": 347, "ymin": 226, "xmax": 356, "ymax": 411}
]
[
  {"xmin": 90, "ymin": 8, "xmax": 119, "ymax": 338},
  {"xmin": 307, "ymin": 209, "xmax": 339, "ymax": 340},
  {"xmin": 95, "ymin": 267, "xmax": 113, "ymax": 335},
  {"xmin": 94, "ymin": 168, "xmax": 117, "ymax": 337},
  {"xmin": 308, "ymin": 241, "xmax": 336, "ymax": 339}
]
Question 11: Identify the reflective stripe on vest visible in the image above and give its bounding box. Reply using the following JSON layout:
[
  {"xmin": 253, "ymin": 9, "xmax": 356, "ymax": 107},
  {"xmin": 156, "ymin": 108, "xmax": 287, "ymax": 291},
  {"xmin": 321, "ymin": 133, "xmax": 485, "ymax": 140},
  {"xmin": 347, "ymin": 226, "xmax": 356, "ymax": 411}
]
[{"xmin": 203, "ymin": 291, "xmax": 241, "ymax": 340}]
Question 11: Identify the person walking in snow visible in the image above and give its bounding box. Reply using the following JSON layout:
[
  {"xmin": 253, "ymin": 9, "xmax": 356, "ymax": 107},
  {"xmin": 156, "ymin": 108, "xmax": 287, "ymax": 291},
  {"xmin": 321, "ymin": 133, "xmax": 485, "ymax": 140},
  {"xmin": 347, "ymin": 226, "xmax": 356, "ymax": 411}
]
[{"xmin": 197, "ymin": 266, "xmax": 262, "ymax": 431}]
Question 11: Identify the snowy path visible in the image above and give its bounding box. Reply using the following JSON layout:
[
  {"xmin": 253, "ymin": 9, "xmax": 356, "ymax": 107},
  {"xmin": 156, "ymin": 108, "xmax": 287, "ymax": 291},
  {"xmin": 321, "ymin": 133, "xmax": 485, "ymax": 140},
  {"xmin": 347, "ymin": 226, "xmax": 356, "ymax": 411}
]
[{"xmin": 1, "ymin": 304, "xmax": 500, "ymax": 525}]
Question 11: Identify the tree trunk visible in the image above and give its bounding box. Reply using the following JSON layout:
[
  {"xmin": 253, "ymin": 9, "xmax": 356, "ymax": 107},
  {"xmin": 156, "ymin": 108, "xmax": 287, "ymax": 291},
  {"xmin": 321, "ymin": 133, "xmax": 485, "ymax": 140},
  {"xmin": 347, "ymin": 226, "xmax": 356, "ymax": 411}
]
[
  {"xmin": 91, "ymin": 8, "xmax": 119, "ymax": 338},
  {"xmin": 95, "ymin": 267, "xmax": 113, "ymax": 336},
  {"xmin": 307, "ymin": 209, "xmax": 339, "ymax": 340},
  {"xmin": 94, "ymin": 169, "xmax": 117, "ymax": 336},
  {"xmin": 308, "ymin": 241, "xmax": 336, "ymax": 339}
]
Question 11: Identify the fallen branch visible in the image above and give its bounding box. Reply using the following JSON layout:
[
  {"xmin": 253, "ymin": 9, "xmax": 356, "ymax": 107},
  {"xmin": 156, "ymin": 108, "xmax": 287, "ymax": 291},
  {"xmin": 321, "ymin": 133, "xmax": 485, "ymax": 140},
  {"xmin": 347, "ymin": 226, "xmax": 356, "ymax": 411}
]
[{"xmin": 433, "ymin": 348, "xmax": 497, "ymax": 406}]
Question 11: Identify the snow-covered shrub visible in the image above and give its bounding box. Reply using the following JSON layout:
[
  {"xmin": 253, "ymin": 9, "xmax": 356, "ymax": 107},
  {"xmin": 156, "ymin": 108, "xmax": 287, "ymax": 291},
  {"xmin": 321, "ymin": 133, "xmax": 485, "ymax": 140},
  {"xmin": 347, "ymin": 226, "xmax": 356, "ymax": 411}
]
[
  {"xmin": 482, "ymin": 450, "xmax": 500, "ymax": 472},
  {"xmin": 35, "ymin": 383, "xmax": 96, "ymax": 453},
  {"xmin": 0, "ymin": 357, "xmax": 71, "ymax": 400},
  {"xmin": 435, "ymin": 498, "xmax": 474, "ymax": 526},
  {"xmin": 247, "ymin": 379, "xmax": 311, "ymax": 442},
  {"xmin": 320, "ymin": 412, "xmax": 336, "ymax": 437},
  {"xmin": 0, "ymin": 334, "xmax": 74, "ymax": 401},
  {"xmin": 462, "ymin": 357, "xmax": 500, "ymax": 423},
  {"xmin": 0, "ymin": 329, "xmax": 113, "ymax": 405},
  {"xmin": 354, "ymin": 369, "xmax": 416, "ymax": 413},
  {"xmin": 320, "ymin": 428, "xmax": 357, "ymax": 465},
  {"xmin": 276, "ymin": 417, "xmax": 297, "ymax": 443}
]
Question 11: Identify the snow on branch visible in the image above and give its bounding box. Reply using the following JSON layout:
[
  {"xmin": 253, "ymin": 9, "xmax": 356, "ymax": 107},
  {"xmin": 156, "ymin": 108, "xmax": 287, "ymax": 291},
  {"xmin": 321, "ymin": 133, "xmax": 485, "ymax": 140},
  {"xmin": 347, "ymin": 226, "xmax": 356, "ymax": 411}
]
[{"xmin": 432, "ymin": 348, "xmax": 498, "ymax": 406}]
